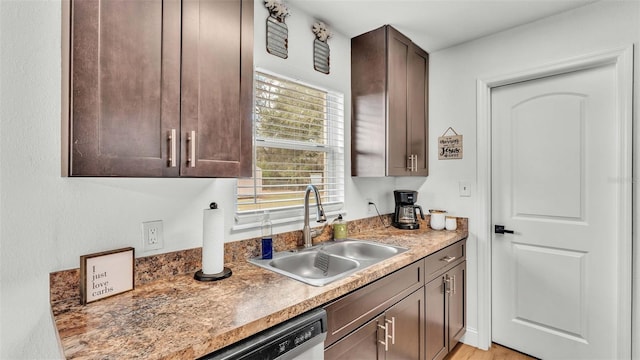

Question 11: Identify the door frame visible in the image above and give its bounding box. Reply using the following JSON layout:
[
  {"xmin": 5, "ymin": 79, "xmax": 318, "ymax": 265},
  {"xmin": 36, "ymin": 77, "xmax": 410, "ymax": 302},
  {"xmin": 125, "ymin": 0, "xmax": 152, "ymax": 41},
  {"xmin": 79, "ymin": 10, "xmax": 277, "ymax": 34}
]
[{"xmin": 475, "ymin": 46, "xmax": 633, "ymax": 357}]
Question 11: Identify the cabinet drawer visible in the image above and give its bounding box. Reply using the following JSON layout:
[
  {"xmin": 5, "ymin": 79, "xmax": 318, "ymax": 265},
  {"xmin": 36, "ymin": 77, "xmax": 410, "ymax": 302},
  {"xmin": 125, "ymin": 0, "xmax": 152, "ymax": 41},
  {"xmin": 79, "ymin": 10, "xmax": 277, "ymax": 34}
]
[
  {"xmin": 324, "ymin": 259, "xmax": 424, "ymax": 347},
  {"xmin": 425, "ymin": 239, "xmax": 466, "ymax": 279}
]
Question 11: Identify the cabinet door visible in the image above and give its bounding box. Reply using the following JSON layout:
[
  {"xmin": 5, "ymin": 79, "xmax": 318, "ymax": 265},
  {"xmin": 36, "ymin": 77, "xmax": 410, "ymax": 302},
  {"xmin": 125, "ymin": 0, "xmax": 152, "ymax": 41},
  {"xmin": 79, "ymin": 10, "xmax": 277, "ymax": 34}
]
[
  {"xmin": 325, "ymin": 314, "xmax": 385, "ymax": 360},
  {"xmin": 425, "ymin": 275, "xmax": 448, "ymax": 360},
  {"xmin": 181, "ymin": 0, "xmax": 253, "ymax": 177},
  {"xmin": 448, "ymin": 262, "xmax": 466, "ymax": 350},
  {"xmin": 386, "ymin": 289, "xmax": 425, "ymax": 360},
  {"xmin": 386, "ymin": 27, "xmax": 411, "ymax": 176},
  {"xmin": 69, "ymin": 0, "xmax": 181, "ymax": 176},
  {"xmin": 350, "ymin": 26, "xmax": 387, "ymax": 177},
  {"xmin": 351, "ymin": 25, "xmax": 428, "ymax": 177},
  {"xmin": 406, "ymin": 44, "xmax": 429, "ymax": 176},
  {"xmin": 386, "ymin": 27, "xmax": 429, "ymax": 177},
  {"xmin": 325, "ymin": 260, "xmax": 424, "ymax": 347}
]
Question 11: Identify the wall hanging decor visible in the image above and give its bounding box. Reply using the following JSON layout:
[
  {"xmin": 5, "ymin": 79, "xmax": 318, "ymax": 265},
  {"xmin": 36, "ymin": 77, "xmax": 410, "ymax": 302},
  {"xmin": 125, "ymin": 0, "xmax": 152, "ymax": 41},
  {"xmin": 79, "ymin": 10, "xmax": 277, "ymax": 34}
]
[
  {"xmin": 264, "ymin": 0, "xmax": 290, "ymax": 59},
  {"xmin": 312, "ymin": 21, "xmax": 331, "ymax": 74},
  {"xmin": 438, "ymin": 127, "xmax": 463, "ymax": 160}
]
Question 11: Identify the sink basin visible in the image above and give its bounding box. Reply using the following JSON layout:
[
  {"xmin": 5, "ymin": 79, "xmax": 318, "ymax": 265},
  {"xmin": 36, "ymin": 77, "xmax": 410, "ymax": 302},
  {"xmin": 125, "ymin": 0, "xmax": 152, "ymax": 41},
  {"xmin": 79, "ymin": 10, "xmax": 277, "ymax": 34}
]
[
  {"xmin": 248, "ymin": 239, "xmax": 407, "ymax": 286},
  {"xmin": 321, "ymin": 240, "xmax": 401, "ymax": 261},
  {"xmin": 270, "ymin": 252, "xmax": 359, "ymax": 279}
]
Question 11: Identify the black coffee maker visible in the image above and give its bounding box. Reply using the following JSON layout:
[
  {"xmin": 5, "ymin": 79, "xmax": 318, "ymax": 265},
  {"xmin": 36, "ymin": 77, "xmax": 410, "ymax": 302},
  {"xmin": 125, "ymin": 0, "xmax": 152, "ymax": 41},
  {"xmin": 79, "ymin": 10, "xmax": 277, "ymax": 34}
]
[{"xmin": 392, "ymin": 190, "xmax": 425, "ymax": 230}]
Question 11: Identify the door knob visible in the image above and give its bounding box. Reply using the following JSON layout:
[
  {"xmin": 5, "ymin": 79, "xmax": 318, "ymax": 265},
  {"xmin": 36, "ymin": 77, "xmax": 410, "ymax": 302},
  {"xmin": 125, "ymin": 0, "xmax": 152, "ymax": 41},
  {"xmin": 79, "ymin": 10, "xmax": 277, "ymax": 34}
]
[{"xmin": 495, "ymin": 225, "xmax": 515, "ymax": 234}]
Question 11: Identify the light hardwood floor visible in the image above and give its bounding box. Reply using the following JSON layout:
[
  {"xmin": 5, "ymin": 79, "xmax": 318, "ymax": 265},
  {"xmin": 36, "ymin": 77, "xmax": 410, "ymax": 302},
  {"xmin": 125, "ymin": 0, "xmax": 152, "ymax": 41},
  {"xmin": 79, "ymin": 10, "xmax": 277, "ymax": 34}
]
[{"xmin": 445, "ymin": 343, "xmax": 538, "ymax": 360}]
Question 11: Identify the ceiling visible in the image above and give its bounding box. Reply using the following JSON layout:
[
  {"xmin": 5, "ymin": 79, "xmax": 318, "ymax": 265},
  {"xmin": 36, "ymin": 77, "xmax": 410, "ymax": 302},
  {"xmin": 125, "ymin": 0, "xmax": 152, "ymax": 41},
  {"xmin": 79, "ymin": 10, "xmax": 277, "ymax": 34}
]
[{"xmin": 287, "ymin": 0, "xmax": 599, "ymax": 52}]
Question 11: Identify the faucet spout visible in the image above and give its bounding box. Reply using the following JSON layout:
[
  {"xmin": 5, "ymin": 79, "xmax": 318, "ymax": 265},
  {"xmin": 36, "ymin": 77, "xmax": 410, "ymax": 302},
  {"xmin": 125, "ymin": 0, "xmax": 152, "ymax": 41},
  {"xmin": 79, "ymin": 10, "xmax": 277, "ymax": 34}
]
[{"xmin": 303, "ymin": 184, "xmax": 327, "ymax": 247}]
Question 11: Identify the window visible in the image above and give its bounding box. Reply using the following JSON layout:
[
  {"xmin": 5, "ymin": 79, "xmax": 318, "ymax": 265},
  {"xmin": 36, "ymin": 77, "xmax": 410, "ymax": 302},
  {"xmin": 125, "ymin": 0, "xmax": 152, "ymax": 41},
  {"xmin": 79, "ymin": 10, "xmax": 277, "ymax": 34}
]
[{"xmin": 236, "ymin": 71, "xmax": 344, "ymax": 225}]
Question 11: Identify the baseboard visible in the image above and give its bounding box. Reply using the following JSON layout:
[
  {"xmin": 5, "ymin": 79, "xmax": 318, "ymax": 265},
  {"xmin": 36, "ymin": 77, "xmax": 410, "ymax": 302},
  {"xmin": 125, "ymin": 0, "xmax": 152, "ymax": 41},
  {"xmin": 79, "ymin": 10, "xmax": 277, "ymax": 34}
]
[{"xmin": 460, "ymin": 327, "xmax": 485, "ymax": 350}]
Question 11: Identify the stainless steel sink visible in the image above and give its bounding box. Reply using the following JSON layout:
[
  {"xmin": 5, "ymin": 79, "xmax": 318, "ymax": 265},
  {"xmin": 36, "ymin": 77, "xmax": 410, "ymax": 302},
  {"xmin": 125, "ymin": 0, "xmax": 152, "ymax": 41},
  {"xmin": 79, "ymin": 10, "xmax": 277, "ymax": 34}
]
[
  {"xmin": 321, "ymin": 240, "xmax": 402, "ymax": 261},
  {"xmin": 271, "ymin": 251, "xmax": 359, "ymax": 279},
  {"xmin": 249, "ymin": 240, "xmax": 407, "ymax": 286}
]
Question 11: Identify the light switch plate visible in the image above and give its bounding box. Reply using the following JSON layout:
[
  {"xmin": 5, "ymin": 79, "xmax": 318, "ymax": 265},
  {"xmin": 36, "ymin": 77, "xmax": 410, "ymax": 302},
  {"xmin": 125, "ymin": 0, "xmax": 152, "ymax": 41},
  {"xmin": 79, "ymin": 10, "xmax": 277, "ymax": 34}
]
[{"xmin": 459, "ymin": 181, "xmax": 471, "ymax": 197}]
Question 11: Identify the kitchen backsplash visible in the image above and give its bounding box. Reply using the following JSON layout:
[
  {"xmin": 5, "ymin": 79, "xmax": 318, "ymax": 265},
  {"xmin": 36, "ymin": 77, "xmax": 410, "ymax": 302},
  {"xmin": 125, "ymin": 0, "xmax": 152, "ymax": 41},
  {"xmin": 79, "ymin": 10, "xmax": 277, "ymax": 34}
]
[{"xmin": 50, "ymin": 214, "xmax": 468, "ymax": 304}]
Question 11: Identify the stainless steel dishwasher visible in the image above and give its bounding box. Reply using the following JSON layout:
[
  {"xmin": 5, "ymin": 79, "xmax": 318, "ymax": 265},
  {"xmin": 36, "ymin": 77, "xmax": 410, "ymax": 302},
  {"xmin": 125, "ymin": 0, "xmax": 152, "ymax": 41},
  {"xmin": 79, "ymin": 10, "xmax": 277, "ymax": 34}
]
[{"xmin": 199, "ymin": 308, "xmax": 327, "ymax": 360}]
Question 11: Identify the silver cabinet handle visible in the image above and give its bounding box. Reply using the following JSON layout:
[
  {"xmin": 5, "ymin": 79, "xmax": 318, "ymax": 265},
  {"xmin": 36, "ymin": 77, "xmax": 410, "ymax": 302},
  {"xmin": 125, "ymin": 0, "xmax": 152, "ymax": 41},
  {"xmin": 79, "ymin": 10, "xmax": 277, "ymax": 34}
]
[
  {"xmin": 441, "ymin": 255, "xmax": 456, "ymax": 263},
  {"xmin": 168, "ymin": 129, "xmax": 177, "ymax": 167},
  {"xmin": 452, "ymin": 274, "xmax": 457, "ymax": 295},
  {"xmin": 187, "ymin": 130, "xmax": 196, "ymax": 168},
  {"xmin": 377, "ymin": 318, "xmax": 394, "ymax": 351},
  {"xmin": 444, "ymin": 275, "xmax": 451, "ymax": 294},
  {"xmin": 378, "ymin": 322, "xmax": 389, "ymax": 351},
  {"xmin": 407, "ymin": 154, "xmax": 418, "ymax": 172}
]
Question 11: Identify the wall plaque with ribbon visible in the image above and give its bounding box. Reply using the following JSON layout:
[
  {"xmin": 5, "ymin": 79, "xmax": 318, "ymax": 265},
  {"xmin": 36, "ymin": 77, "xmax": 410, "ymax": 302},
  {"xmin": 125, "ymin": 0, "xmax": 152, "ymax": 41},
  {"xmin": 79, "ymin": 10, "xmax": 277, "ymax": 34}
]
[{"xmin": 438, "ymin": 127, "xmax": 463, "ymax": 160}]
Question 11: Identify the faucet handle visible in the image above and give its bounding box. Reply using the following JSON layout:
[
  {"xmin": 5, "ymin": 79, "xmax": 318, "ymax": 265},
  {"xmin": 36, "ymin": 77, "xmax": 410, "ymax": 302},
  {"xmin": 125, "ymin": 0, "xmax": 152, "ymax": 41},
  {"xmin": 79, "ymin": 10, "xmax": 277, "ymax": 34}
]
[
  {"xmin": 316, "ymin": 204, "xmax": 327, "ymax": 223},
  {"xmin": 310, "ymin": 223, "xmax": 327, "ymax": 238}
]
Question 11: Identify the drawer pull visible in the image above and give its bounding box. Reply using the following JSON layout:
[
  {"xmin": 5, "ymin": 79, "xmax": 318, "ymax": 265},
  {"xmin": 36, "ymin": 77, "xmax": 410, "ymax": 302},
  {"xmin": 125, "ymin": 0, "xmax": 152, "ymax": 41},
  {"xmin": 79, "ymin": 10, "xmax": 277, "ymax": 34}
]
[{"xmin": 441, "ymin": 255, "xmax": 456, "ymax": 263}]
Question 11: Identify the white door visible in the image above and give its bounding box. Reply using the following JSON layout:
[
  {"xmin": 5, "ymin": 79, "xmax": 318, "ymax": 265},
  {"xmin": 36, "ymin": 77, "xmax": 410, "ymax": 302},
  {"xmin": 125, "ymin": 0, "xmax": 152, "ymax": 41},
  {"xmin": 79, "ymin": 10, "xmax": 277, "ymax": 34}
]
[{"xmin": 491, "ymin": 63, "xmax": 625, "ymax": 359}]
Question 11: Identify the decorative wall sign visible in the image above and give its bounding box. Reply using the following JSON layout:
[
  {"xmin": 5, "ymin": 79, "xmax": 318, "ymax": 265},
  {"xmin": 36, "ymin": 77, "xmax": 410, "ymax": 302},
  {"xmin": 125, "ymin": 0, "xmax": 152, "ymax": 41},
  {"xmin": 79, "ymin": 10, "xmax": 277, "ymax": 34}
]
[
  {"xmin": 438, "ymin": 127, "xmax": 463, "ymax": 160},
  {"xmin": 312, "ymin": 21, "xmax": 331, "ymax": 74},
  {"xmin": 264, "ymin": 0, "xmax": 290, "ymax": 59},
  {"xmin": 80, "ymin": 247, "xmax": 134, "ymax": 304}
]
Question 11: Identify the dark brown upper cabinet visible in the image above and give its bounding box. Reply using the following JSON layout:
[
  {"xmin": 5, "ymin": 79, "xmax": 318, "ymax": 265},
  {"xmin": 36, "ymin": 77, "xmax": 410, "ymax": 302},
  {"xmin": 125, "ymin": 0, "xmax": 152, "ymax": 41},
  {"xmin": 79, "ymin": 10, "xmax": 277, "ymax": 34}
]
[
  {"xmin": 62, "ymin": 0, "xmax": 253, "ymax": 177},
  {"xmin": 351, "ymin": 25, "xmax": 429, "ymax": 177}
]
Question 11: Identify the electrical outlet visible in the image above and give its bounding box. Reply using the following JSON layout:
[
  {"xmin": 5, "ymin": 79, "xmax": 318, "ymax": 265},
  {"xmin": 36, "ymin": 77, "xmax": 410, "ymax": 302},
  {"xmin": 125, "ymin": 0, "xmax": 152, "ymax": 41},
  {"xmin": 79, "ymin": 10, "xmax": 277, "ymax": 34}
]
[
  {"xmin": 142, "ymin": 220, "xmax": 164, "ymax": 252},
  {"xmin": 366, "ymin": 199, "xmax": 375, "ymax": 214}
]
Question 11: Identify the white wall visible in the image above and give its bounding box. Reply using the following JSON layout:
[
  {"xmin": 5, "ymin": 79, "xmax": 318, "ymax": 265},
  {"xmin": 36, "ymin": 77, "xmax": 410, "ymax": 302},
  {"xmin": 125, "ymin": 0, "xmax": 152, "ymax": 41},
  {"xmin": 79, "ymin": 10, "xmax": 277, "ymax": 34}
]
[
  {"xmin": 0, "ymin": 1, "xmax": 399, "ymax": 358},
  {"xmin": 426, "ymin": 0, "xmax": 639, "ymax": 352}
]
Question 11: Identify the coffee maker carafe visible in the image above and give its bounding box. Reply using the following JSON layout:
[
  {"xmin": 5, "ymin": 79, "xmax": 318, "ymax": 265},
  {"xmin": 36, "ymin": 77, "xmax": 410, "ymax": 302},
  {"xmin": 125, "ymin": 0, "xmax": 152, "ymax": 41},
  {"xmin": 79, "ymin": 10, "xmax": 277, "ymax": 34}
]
[{"xmin": 392, "ymin": 190, "xmax": 425, "ymax": 230}]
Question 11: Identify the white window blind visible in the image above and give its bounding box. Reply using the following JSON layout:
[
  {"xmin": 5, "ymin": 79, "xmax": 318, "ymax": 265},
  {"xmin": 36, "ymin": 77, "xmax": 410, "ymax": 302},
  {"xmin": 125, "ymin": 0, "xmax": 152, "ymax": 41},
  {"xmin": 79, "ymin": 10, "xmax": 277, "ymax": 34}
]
[{"xmin": 237, "ymin": 71, "xmax": 344, "ymax": 219}]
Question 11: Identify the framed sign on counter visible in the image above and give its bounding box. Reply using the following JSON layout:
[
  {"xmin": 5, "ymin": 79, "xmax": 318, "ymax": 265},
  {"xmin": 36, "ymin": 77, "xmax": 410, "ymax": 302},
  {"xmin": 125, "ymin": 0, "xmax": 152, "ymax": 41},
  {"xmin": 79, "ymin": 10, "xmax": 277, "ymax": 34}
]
[{"xmin": 80, "ymin": 247, "xmax": 134, "ymax": 304}]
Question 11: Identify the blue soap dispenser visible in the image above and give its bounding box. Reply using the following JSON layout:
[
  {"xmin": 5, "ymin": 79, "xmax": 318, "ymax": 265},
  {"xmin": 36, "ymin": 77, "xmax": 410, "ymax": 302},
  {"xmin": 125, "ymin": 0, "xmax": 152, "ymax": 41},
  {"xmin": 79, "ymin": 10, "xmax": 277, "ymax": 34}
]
[{"xmin": 261, "ymin": 211, "xmax": 273, "ymax": 259}]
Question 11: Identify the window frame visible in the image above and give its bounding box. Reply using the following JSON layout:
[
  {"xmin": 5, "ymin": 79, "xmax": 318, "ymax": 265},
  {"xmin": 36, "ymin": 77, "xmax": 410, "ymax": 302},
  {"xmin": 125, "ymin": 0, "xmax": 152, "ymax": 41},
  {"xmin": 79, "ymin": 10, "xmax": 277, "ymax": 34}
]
[{"xmin": 233, "ymin": 69, "xmax": 345, "ymax": 230}]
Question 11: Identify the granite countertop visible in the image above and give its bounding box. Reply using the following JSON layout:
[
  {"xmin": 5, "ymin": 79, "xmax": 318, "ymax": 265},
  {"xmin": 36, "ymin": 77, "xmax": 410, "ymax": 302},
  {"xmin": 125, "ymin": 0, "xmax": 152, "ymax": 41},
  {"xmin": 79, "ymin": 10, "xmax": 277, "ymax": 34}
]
[{"xmin": 51, "ymin": 222, "xmax": 468, "ymax": 359}]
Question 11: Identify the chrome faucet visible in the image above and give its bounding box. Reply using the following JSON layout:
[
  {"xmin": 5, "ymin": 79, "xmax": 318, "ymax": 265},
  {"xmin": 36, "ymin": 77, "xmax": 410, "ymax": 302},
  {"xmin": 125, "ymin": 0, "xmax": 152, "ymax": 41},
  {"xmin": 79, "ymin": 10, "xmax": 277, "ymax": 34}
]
[{"xmin": 303, "ymin": 184, "xmax": 327, "ymax": 247}]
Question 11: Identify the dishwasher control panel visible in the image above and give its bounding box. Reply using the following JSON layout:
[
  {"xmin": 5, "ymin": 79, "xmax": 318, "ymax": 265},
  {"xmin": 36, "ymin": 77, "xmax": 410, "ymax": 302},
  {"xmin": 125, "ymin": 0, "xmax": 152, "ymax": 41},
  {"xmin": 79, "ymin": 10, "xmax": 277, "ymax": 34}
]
[{"xmin": 268, "ymin": 319, "xmax": 323, "ymax": 358}]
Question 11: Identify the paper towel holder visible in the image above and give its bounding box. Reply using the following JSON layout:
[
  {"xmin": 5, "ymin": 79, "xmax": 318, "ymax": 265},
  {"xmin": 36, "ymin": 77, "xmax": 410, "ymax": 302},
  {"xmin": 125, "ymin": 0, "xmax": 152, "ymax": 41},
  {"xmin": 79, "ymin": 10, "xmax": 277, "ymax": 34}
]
[
  {"xmin": 194, "ymin": 202, "xmax": 232, "ymax": 282},
  {"xmin": 194, "ymin": 267, "xmax": 232, "ymax": 282}
]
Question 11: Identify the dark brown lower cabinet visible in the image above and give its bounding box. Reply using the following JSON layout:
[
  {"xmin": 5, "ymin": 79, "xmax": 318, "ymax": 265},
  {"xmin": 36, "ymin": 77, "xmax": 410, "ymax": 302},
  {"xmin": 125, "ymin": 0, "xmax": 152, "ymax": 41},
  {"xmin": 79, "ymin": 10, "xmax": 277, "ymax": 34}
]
[
  {"xmin": 324, "ymin": 239, "xmax": 466, "ymax": 360},
  {"xmin": 425, "ymin": 261, "xmax": 466, "ymax": 360},
  {"xmin": 447, "ymin": 262, "xmax": 466, "ymax": 349},
  {"xmin": 386, "ymin": 289, "xmax": 426, "ymax": 359},
  {"xmin": 425, "ymin": 273, "xmax": 448, "ymax": 360},
  {"xmin": 325, "ymin": 315, "xmax": 384, "ymax": 359},
  {"xmin": 325, "ymin": 289, "xmax": 425, "ymax": 360}
]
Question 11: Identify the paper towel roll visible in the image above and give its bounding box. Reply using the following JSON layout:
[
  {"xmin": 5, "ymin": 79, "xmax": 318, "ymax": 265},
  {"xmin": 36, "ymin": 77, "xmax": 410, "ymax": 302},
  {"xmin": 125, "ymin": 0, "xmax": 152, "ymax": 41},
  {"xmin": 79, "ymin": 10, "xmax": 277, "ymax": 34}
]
[{"xmin": 202, "ymin": 204, "xmax": 224, "ymax": 274}]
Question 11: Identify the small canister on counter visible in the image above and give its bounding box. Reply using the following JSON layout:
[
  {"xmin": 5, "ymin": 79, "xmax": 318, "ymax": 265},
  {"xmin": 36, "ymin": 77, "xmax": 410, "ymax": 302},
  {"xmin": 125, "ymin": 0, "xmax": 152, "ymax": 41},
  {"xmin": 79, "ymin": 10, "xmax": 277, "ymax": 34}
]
[
  {"xmin": 445, "ymin": 216, "xmax": 457, "ymax": 231},
  {"xmin": 429, "ymin": 209, "xmax": 447, "ymax": 230},
  {"xmin": 332, "ymin": 214, "xmax": 347, "ymax": 241}
]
